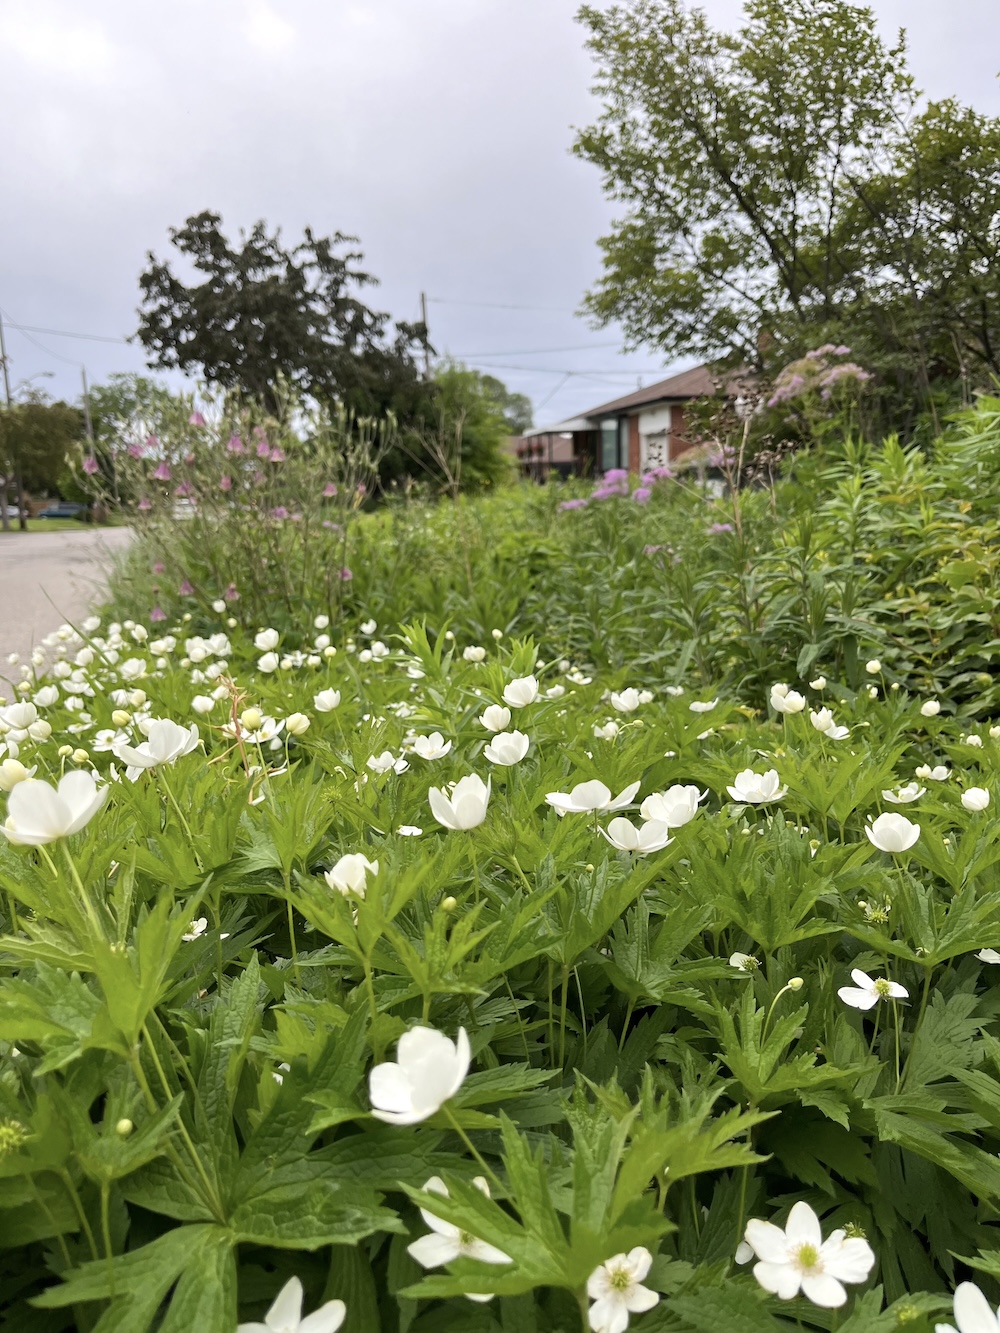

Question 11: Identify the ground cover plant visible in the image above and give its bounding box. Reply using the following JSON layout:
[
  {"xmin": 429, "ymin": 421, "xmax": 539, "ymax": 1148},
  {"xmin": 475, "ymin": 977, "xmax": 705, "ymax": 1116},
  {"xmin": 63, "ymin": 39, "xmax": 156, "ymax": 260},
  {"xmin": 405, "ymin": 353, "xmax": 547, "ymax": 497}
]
[{"xmin": 5, "ymin": 407, "xmax": 1000, "ymax": 1330}]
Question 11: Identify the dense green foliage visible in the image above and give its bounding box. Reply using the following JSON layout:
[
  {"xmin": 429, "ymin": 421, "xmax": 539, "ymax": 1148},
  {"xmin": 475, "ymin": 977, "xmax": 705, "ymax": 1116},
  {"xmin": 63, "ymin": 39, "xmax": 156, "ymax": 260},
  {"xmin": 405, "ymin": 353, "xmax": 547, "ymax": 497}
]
[{"xmin": 4, "ymin": 403, "xmax": 1000, "ymax": 1329}]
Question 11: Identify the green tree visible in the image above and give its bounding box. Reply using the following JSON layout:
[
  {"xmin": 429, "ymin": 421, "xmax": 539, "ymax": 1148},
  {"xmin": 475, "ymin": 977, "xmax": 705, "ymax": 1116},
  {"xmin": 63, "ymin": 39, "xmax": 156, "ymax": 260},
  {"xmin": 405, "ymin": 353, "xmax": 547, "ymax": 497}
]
[
  {"xmin": 0, "ymin": 396, "xmax": 84, "ymax": 531},
  {"xmin": 392, "ymin": 364, "xmax": 517, "ymax": 494},
  {"xmin": 136, "ymin": 212, "xmax": 431, "ymax": 419}
]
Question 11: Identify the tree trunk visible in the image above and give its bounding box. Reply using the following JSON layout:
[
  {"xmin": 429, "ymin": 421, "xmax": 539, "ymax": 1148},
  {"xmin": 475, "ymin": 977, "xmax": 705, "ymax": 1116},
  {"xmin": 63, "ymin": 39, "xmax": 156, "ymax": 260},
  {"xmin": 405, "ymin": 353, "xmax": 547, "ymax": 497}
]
[
  {"xmin": 0, "ymin": 476, "xmax": 10, "ymax": 534},
  {"xmin": 15, "ymin": 472, "xmax": 27, "ymax": 531}
]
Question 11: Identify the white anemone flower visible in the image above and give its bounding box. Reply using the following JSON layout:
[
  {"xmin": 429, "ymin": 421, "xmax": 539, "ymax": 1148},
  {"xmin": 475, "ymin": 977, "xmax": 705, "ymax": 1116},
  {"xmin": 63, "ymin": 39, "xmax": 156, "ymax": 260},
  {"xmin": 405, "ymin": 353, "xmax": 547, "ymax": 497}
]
[
  {"xmin": 770, "ymin": 684, "xmax": 806, "ymax": 714},
  {"xmin": 483, "ymin": 730, "xmax": 530, "ymax": 766},
  {"xmin": 882, "ymin": 782, "xmax": 925, "ymax": 804},
  {"xmin": 726, "ymin": 769, "xmax": 787, "ymax": 804},
  {"xmin": 253, "ymin": 628, "xmax": 280, "ymax": 652},
  {"xmin": 408, "ymin": 1175, "xmax": 511, "ymax": 1301},
  {"xmin": 586, "ymin": 1248, "xmax": 659, "ymax": 1333},
  {"xmin": 257, "ymin": 652, "xmax": 280, "ymax": 673},
  {"xmin": 742, "ymin": 1201, "xmax": 874, "ymax": 1308},
  {"xmin": 479, "ymin": 704, "xmax": 511, "ymax": 732},
  {"xmin": 809, "ymin": 707, "xmax": 834, "ymax": 731},
  {"xmin": 503, "ymin": 675, "xmax": 539, "ymax": 708},
  {"xmin": 865, "ymin": 812, "xmax": 919, "ymax": 852},
  {"xmin": 368, "ymin": 1026, "xmax": 471, "ymax": 1125},
  {"xmin": 314, "ymin": 689, "xmax": 342, "ymax": 712},
  {"xmin": 545, "ymin": 779, "xmax": 640, "ymax": 816},
  {"xmin": 113, "ymin": 720, "xmax": 200, "ymax": 779},
  {"xmin": 601, "ymin": 817, "xmax": 672, "ymax": 856},
  {"xmin": 729, "ymin": 952, "xmax": 759, "ymax": 972},
  {"xmin": 915, "ymin": 764, "xmax": 950, "ymax": 781},
  {"xmin": 920, "ymin": 699, "xmax": 942, "ymax": 717},
  {"xmin": 688, "ymin": 698, "xmax": 718, "ymax": 713},
  {"xmin": 823, "ymin": 723, "xmax": 850, "ymax": 740},
  {"xmin": 409, "ymin": 732, "xmax": 453, "ymax": 760},
  {"xmin": 976, "ymin": 949, "xmax": 1000, "ymax": 965},
  {"xmin": 428, "ymin": 774, "xmax": 491, "ymax": 830},
  {"xmin": 639, "ymin": 784, "xmax": 706, "ymax": 828},
  {"xmin": 962, "ymin": 787, "xmax": 990, "ymax": 812},
  {"xmin": 838, "ymin": 968, "xmax": 908, "ymax": 1011},
  {"xmin": 236, "ymin": 1275, "xmax": 345, "ymax": 1333},
  {"xmin": 2, "ymin": 771, "xmax": 108, "ymax": 846},
  {"xmin": 325, "ymin": 853, "xmax": 379, "ymax": 898},
  {"xmin": 367, "ymin": 751, "xmax": 409, "ymax": 775},
  {"xmin": 0, "ymin": 759, "xmax": 35, "ymax": 792},
  {"xmin": 935, "ymin": 1281, "xmax": 1000, "ymax": 1333},
  {"xmin": 610, "ymin": 688, "xmax": 641, "ymax": 713}
]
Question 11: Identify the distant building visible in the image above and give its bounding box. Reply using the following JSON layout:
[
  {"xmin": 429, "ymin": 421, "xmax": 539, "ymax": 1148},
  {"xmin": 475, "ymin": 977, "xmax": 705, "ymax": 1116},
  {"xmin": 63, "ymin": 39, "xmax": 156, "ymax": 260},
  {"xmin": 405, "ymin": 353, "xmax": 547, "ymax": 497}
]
[{"xmin": 519, "ymin": 363, "xmax": 740, "ymax": 478}]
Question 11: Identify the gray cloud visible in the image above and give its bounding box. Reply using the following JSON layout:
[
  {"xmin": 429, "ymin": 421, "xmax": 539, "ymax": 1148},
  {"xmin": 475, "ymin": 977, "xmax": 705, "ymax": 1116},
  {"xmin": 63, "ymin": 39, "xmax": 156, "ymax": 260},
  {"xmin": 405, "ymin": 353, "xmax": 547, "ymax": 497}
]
[{"xmin": 3, "ymin": 0, "xmax": 998, "ymax": 428}]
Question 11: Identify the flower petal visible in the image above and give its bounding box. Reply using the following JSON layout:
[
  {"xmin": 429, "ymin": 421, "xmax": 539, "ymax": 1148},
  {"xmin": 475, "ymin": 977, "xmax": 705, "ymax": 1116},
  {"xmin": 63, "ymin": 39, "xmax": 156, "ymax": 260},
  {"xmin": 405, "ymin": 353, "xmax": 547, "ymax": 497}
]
[
  {"xmin": 264, "ymin": 1276, "xmax": 303, "ymax": 1330},
  {"xmin": 800, "ymin": 1272, "xmax": 848, "ymax": 1308},
  {"xmin": 743, "ymin": 1219, "xmax": 789, "ymax": 1264},
  {"xmin": 753, "ymin": 1260, "xmax": 802, "ymax": 1300},
  {"xmin": 784, "ymin": 1201, "xmax": 822, "ymax": 1249}
]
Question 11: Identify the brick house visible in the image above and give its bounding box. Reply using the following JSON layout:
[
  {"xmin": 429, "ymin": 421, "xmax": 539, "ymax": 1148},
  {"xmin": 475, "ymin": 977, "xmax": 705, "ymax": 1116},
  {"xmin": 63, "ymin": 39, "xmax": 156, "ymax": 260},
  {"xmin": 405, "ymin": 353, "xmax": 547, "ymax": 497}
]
[{"xmin": 518, "ymin": 363, "xmax": 732, "ymax": 478}]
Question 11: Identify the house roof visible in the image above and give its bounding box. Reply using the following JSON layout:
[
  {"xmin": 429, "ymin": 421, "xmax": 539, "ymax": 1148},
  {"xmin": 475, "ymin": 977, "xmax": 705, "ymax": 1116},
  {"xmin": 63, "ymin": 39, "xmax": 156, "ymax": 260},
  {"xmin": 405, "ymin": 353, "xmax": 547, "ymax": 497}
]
[
  {"xmin": 580, "ymin": 363, "xmax": 722, "ymax": 417},
  {"xmin": 522, "ymin": 416, "xmax": 591, "ymax": 439}
]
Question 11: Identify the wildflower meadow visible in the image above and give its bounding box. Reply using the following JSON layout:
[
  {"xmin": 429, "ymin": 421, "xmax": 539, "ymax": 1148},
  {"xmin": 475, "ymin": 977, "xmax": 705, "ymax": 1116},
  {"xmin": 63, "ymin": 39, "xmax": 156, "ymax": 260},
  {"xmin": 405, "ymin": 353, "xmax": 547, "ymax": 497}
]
[{"xmin": 5, "ymin": 401, "xmax": 1000, "ymax": 1332}]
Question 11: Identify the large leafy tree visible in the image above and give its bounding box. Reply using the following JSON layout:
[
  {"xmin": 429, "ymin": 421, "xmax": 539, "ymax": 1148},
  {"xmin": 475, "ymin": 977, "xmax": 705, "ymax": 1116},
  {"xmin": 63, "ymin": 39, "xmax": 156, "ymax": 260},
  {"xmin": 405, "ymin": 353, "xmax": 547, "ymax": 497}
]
[
  {"xmin": 0, "ymin": 396, "xmax": 84, "ymax": 531},
  {"xmin": 573, "ymin": 0, "xmax": 1000, "ymax": 434},
  {"xmin": 136, "ymin": 212, "xmax": 430, "ymax": 418}
]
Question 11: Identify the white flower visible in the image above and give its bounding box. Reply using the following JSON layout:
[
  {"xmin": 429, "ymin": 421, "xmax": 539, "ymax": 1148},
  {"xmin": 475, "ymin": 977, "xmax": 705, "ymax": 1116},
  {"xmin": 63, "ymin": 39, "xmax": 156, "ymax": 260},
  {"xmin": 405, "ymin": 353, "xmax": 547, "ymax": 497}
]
[
  {"xmin": 0, "ymin": 701, "xmax": 37, "ymax": 732},
  {"xmin": 639, "ymin": 784, "xmax": 705, "ymax": 828},
  {"xmin": 729, "ymin": 952, "xmax": 759, "ymax": 972},
  {"xmin": 191, "ymin": 695, "xmax": 216, "ymax": 715},
  {"xmin": 258, "ymin": 652, "xmax": 280, "ymax": 673},
  {"xmin": 360, "ymin": 619, "xmax": 377, "ymax": 635},
  {"xmin": 742, "ymin": 1200, "xmax": 875, "ymax": 1308},
  {"xmin": 770, "ymin": 684, "xmax": 806, "ymax": 714},
  {"xmin": 726, "ymin": 769, "xmax": 786, "ymax": 804},
  {"xmin": 397, "ymin": 825, "xmax": 423, "ymax": 837},
  {"xmin": 838, "ymin": 968, "xmax": 908, "ymax": 1011},
  {"xmin": 429, "ymin": 775, "xmax": 491, "ymax": 830},
  {"xmin": 964, "ymin": 734, "xmax": 984, "ymax": 749},
  {"xmin": 408, "ymin": 1175, "xmax": 511, "ymax": 1301},
  {"xmin": 113, "ymin": 720, "xmax": 200, "ymax": 777},
  {"xmin": 368, "ymin": 1026, "xmax": 471, "ymax": 1125},
  {"xmin": 119, "ymin": 657, "xmax": 147, "ymax": 681},
  {"xmin": 823, "ymin": 723, "xmax": 850, "ymax": 740},
  {"xmin": 610, "ymin": 688, "xmax": 640, "ymax": 713},
  {"xmin": 367, "ymin": 751, "xmax": 408, "ymax": 775},
  {"xmin": 601, "ymin": 817, "xmax": 672, "ymax": 856},
  {"xmin": 867, "ymin": 685, "xmax": 879, "ymax": 699},
  {"xmin": 586, "ymin": 1248, "xmax": 659, "ymax": 1333},
  {"xmin": 483, "ymin": 730, "xmax": 530, "ymax": 766},
  {"xmin": 920, "ymin": 699, "xmax": 941, "ymax": 717},
  {"xmin": 977, "ymin": 949, "xmax": 1000, "ymax": 965},
  {"xmin": 689, "ymin": 698, "xmax": 718, "ymax": 713},
  {"xmin": 593, "ymin": 721, "xmax": 620, "ymax": 741},
  {"xmin": 810, "ymin": 676, "xmax": 827, "ymax": 689},
  {"xmin": 410, "ymin": 732, "xmax": 453, "ymax": 760},
  {"xmin": 546, "ymin": 684, "xmax": 566, "ymax": 699},
  {"xmin": 236, "ymin": 1274, "xmax": 345, "ymax": 1333},
  {"xmin": 916, "ymin": 764, "xmax": 950, "ymax": 781},
  {"xmin": 325, "ymin": 853, "xmax": 378, "ymax": 897},
  {"xmin": 33, "ymin": 685, "xmax": 59, "ymax": 707},
  {"xmin": 463, "ymin": 645, "xmax": 487, "ymax": 662},
  {"xmin": 285, "ymin": 713, "xmax": 310, "ymax": 737},
  {"xmin": 935, "ymin": 1281, "xmax": 1000, "ymax": 1333},
  {"xmin": 2, "ymin": 771, "xmax": 108, "ymax": 846},
  {"xmin": 479, "ymin": 704, "xmax": 511, "ymax": 732},
  {"xmin": 963, "ymin": 787, "xmax": 990, "ymax": 812},
  {"xmin": 254, "ymin": 628, "xmax": 280, "ymax": 652},
  {"xmin": 865, "ymin": 659, "xmax": 881, "ymax": 674},
  {"xmin": 545, "ymin": 779, "xmax": 640, "ymax": 816},
  {"xmin": 503, "ymin": 675, "xmax": 539, "ymax": 708},
  {"xmin": 809, "ymin": 708, "xmax": 834, "ymax": 731},
  {"xmin": 0, "ymin": 759, "xmax": 35, "ymax": 791},
  {"xmin": 183, "ymin": 918, "xmax": 208, "ymax": 942},
  {"xmin": 314, "ymin": 689, "xmax": 342, "ymax": 712},
  {"xmin": 883, "ymin": 782, "xmax": 925, "ymax": 804},
  {"xmin": 866, "ymin": 812, "xmax": 919, "ymax": 852}
]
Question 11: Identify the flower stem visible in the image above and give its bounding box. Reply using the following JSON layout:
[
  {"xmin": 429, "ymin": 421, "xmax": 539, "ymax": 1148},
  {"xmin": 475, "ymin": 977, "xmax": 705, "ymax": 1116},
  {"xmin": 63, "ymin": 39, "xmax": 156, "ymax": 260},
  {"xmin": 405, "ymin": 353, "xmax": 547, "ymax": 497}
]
[{"xmin": 444, "ymin": 1103, "xmax": 503, "ymax": 1191}]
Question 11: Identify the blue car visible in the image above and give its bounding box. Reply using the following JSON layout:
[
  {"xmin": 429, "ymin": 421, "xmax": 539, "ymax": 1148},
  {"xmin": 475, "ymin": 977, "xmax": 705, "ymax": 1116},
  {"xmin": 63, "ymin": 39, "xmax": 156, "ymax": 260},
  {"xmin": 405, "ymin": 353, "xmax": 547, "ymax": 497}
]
[{"xmin": 36, "ymin": 502, "xmax": 87, "ymax": 519}]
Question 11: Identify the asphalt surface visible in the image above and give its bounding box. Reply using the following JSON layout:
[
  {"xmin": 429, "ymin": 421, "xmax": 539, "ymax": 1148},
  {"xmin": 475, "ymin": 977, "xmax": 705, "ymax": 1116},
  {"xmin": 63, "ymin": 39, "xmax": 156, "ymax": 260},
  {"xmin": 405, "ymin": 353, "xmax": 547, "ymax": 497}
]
[{"xmin": 0, "ymin": 527, "xmax": 133, "ymax": 666}]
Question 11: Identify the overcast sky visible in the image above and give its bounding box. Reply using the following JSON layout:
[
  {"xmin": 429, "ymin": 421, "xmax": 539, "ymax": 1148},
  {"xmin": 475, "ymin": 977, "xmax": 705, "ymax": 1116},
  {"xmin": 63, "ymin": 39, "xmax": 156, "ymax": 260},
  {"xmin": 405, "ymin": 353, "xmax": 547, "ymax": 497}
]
[{"xmin": 3, "ymin": 0, "xmax": 999, "ymax": 430}]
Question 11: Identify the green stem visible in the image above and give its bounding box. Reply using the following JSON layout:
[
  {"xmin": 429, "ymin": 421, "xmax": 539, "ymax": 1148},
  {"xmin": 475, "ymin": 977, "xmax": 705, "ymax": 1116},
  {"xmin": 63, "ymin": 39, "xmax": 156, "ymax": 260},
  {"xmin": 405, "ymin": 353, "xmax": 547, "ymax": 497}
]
[
  {"xmin": 100, "ymin": 1181, "xmax": 115, "ymax": 1294},
  {"xmin": 443, "ymin": 1103, "xmax": 502, "ymax": 1192},
  {"xmin": 158, "ymin": 769, "xmax": 203, "ymax": 872},
  {"xmin": 58, "ymin": 1169, "xmax": 98, "ymax": 1261},
  {"xmin": 619, "ymin": 996, "xmax": 636, "ymax": 1052},
  {"xmin": 284, "ymin": 872, "xmax": 301, "ymax": 986},
  {"xmin": 558, "ymin": 964, "xmax": 570, "ymax": 1069},
  {"xmin": 892, "ymin": 1000, "xmax": 903, "ymax": 1094},
  {"xmin": 56, "ymin": 842, "xmax": 103, "ymax": 938}
]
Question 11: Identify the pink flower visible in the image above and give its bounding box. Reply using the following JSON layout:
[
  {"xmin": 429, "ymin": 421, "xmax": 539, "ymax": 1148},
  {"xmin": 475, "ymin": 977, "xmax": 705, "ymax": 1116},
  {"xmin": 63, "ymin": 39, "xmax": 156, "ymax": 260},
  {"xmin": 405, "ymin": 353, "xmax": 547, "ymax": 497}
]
[
  {"xmin": 356, "ymin": 482, "xmax": 366, "ymax": 496},
  {"xmin": 224, "ymin": 583, "xmax": 239, "ymax": 601},
  {"xmin": 219, "ymin": 474, "xmax": 232, "ymax": 492},
  {"xmin": 153, "ymin": 562, "xmax": 166, "ymax": 574},
  {"xmin": 226, "ymin": 434, "xmax": 244, "ymax": 455},
  {"xmin": 152, "ymin": 462, "xmax": 171, "ymax": 482},
  {"xmin": 339, "ymin": 567, "xmax": 353, "ymax": 581},
  {"xmin": 82, "ymin": 455, "xmax": 99, "ymax": 475},
  {"xmin": 127, "ymin": 442, "xmax": 145, "ymax": 459},
  {"xmin": 633, "ymin": 486, "xmax": 652, "ymax": 504},
  {"xmin": 174, "ymin": 483, "xmax": 192, "ymax": 498},
  {"xmin": 559, "ymin": 499, "xmax": 588, "ymax": 511},
  {"xmin": 138, "ymin": 497, "xmax": 152, "ymax": 511},
  {"xmin": 183, "ymin": 452, "xmax": 196, "ymax": 466},
  {"xmin": 188, "ymin": 411, "xmax": 205, "ymax": 427},
  {"xmin": 253, "ymin": 470, "xmax": 266, "ymax": 485},
  {"xmin": 323, "ymin": 482, "xmax": 338, "ymax": 498},
  {"xmin": 145, "ymin": 434, "xmax": 159, "ymax": 450},
  {"xmin": 150, "ymin": 606, "xmax": 166, "ymax": 622},
  {"xmin": 179, "ymin": 579, "xmax": 193, "ymax": 596},
  {"xmin": 256, "ymin": 439, "xmax": 271, "ymax": 459},
  {"xmin": 269, "ymin": 447, "xmax": 286, "ymax": 463},
  {"xmin": 271, "ymin": 506, "xmax": 289, "ymax": 520}
]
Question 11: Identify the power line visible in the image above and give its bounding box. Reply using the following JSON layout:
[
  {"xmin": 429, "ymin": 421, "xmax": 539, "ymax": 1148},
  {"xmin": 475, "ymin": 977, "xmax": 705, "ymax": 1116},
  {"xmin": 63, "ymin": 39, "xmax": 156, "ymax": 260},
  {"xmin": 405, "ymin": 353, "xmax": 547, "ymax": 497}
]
[
  {"xmin": 452, "ymin": 340, "xmax": 625, "ymax": 357},
  {"xmin": 427, "ymin": 296, "xmax": 574, "ymax": 313},
  {"xmin": 5, "ymin": 322, "xmax": 129, "ymax": 345},
  {"xmin": 463, "ymin": 360, "xmax": 667, "ymax": 376}
]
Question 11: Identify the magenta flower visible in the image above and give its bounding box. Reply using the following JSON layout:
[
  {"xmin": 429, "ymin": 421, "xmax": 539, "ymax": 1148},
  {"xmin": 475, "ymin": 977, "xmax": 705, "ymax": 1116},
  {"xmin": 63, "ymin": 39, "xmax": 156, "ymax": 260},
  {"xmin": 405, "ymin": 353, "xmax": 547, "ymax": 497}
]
[
  {"xmin": 179, "ymin": 579, "xmax": 193, "ymax": 596},
  {"xmin": 633, "ymin": 486, "xmax": 652, "ymax": 504},
  {"xmin": 138, "ymin": 497, "xmax": 152, "ymax": 511},
  {"xmin": 708, "ymin": 522, "xmax": 735, "ymax": 534},
  {"xmin": 323, "ymin": 482, "xmax": 338, "ymax": 498},
  {"xmin": 174, "ymin": 483, "xmax": 193, "ymax": 498},
  {"xmin": 226, "ymin": 434, "xmax": 244, "ymax": 455},
  {"xmin": 152, "ymin": 462, "xmax": 171, "ymax": 482},
  {"xmin": 219, "ymin": 474, "xmax": 232, "ymax": 492},
  {"xmin": 145, "ymin": 434, "xmax": 159, "ymax": 450},
  {"xmin": 153, "ymin": 562, "xmax": 166, "ymax": 574},
  {"xmin": 83, "ymin": 455, "xmax": 99, "ymax": 476},
  {"xmin": 558, "ymin": 499, "xmax": 588, "ymax": 511},
  {"xmin": 338, "ymin": 567, "xmax": 353, "ymax": 581},
  {"xmin": 224, "ymin": 583, "xmax": 239, "ymax": 601},
  {"xmin": 256, "ymin": 439, "xmax": 271, "ymax": 459},
  {"xmin": 253, "ymin": 470, "xmax": 266, "ymax": 485},
  {"xmin": 188, "ymin": 411, "xmax": 205, "ymax": 427},
  {"xmin": 271, "ymin": 506, "xmax": 289, "ymax": 520},
  {"xmin": 150, "ymin": 606, "xmax": 166, "ymax": 623},
  {"xmin": 269, "ymin": 447, "xmax": 286, "ymax": 463},
  {"xmin": 127, "ymin": 442, "xmax": 145, "ymax": 459}
]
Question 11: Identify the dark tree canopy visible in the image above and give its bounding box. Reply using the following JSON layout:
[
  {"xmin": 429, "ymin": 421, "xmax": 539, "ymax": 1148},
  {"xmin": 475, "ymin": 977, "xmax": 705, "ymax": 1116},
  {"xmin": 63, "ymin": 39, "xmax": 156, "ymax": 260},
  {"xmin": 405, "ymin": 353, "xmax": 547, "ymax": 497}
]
[{"xmin": 135, "ymin": 212, "xmax": 430, "ymax": 417}]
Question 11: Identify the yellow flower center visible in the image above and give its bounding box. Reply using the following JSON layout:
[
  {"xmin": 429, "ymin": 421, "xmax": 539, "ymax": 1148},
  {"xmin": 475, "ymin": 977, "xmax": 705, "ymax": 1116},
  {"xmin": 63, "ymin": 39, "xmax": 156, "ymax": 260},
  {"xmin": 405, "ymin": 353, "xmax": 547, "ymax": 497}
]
[
  {"xmin": 609, "ymin": 1266, "xmax": 632, "ymax": 1292},
  {"xmin": 874, "ymin": 978, "xmax": 892, "ymax": 998},
  {"xmin": 794, "ymin": 1243, "xmax": 820, "ymax": 1272}
]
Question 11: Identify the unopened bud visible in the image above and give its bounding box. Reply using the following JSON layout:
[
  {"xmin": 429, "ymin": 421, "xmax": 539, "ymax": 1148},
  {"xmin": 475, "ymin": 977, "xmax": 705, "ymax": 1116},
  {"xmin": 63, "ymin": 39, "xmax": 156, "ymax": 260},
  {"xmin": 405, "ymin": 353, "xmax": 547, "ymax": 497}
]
[
  {"xmin": 112, "ymin": 709, "xmax": 131, "ymax": 727},
  {"xmin": 240, "ymin": 708, "xmax": 262, "ymax": 731},
  {"xmin": 72, "ymin": 748, "xmax": 89, "ymax": 764},
  {"xmin": 440, "ymin": 895, "xmax": 457, "ymax": 911},
  {"xmin": 58, "ymin": 744, "xmax": 73, "ymax": 758},
  {"xmin": 787, "ymin": 977, "xmax": 804, "ymax": 992},
  {"xmin": 115, "ymin": 1118, "xmax": 134, "ymax": 1137}
]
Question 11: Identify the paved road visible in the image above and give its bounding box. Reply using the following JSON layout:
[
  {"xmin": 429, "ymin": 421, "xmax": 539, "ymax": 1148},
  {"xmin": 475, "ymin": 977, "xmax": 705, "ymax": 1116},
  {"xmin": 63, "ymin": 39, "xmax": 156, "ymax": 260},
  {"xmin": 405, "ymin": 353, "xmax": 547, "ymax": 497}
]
[{"xmin": 0, "ymin": 527, "xmax": 133, "ymax": 665}]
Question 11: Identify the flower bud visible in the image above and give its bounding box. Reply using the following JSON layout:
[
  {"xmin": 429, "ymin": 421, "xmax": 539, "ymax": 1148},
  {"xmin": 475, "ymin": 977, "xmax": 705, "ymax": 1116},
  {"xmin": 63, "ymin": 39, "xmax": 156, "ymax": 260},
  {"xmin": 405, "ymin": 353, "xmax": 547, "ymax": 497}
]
[
  {"xmin": 787, "ymin": 977, "xmax": 804, "ymax": 991},
  {"xmin": 285, "ymin": 712, "xmax": 310, "ymax": 736},
  {"xmin": 241, "ymin": 708, "xmax": 263, "ymax": 731},
  {"xmin": 58, "ymin": 744, "xmax": 73, "ymax": 757},
  {"xmin": 920, "ymin": 699, "xmax": 941, "ymax": 717},
  {"xmin": 440, "ymin": 895, "xmax": 457, "ymax": 911},
  {"xmin": 865, "ymin": 659, "xmax": 881, "ymax": 674},
  {"xmin": 0, "ymin": 759, "xmax": 30, "ymax": 791},
  {"xmin": 111, "ymin": 709, "xmax": 131, "ymax": 727},
  {"xmin": 115, "ymin": 1118, "xmax": 134, "ymax": 1137},
  {"xmin": 72, "ymin": 749, "xmax": 90, "ymax": 764}
]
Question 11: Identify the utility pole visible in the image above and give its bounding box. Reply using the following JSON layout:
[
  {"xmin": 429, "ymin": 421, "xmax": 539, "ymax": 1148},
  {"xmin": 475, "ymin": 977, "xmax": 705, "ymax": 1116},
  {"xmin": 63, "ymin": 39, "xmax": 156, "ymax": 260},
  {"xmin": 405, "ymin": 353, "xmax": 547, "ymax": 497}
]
[
  {"xmin": 419, "ymin": 291, "xmax": 431, "ymax": 379},
  {"xmin": 81, "ymin": 366, "xmax": 94, "ymax": 441},
  {"xmin": 0, "ymin": 311, "xmax": 12, "ymax": 533}
]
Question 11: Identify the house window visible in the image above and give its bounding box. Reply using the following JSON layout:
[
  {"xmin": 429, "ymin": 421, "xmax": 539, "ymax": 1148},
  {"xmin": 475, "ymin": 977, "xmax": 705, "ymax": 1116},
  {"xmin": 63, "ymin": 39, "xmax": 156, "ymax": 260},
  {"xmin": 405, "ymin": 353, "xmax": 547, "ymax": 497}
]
[{"xmin": 599, "ymin": 418, "xmax": 620, "ymax": 473}]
